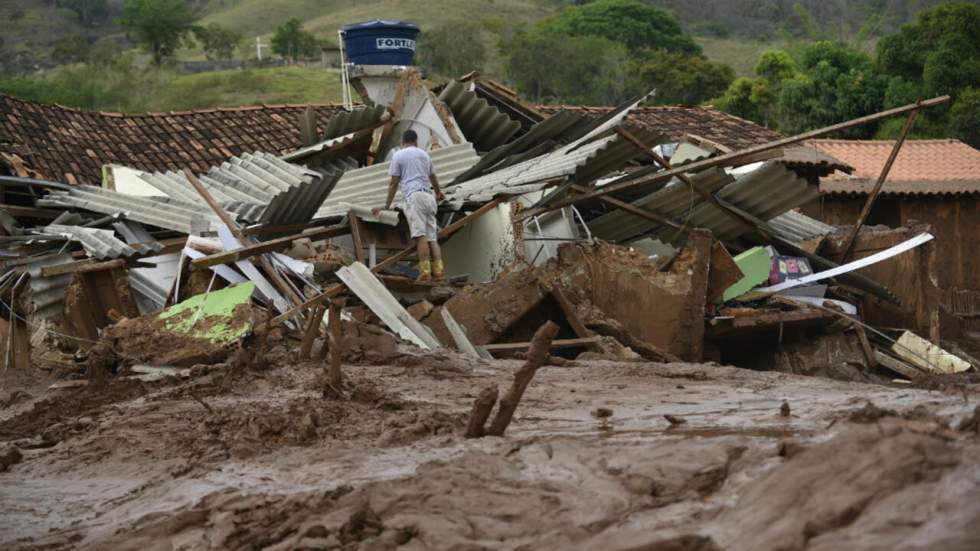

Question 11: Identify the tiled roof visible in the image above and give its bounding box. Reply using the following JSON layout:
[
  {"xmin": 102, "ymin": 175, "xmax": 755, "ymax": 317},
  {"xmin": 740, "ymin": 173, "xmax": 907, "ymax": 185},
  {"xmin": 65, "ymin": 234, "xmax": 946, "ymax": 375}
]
[
  {"xmin": 537, "ymin": 104, "xmax": 784, "ymax": 150},
  {"xmin": 809, "ymin": 139, "xmax": 980, "ymax": 196},
  {"xmin": 1, "ymin": 92, "xmax": 783, "ymax": 187},
  {"xmin": 0, "ymin": 94, "xmax": 344, "ymax": 185}
]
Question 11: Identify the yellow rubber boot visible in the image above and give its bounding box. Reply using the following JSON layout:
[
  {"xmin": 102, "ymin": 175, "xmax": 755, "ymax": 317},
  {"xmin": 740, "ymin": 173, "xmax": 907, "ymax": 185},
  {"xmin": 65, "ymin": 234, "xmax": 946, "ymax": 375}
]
[
  {"xmin": 432, "ymin": 260, "xmax": 445, "ymax": 282},
  {"xmin": 417, "ymin": 260, "xmax": 432, "ymax": 282}
]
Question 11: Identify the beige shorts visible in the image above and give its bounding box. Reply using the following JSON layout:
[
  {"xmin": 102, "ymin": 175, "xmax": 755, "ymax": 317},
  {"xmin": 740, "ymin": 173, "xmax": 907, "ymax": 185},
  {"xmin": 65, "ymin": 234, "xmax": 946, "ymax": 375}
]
[{"xmin": 404, "ymin": 191, "xmax": 438, "ymax": 241}]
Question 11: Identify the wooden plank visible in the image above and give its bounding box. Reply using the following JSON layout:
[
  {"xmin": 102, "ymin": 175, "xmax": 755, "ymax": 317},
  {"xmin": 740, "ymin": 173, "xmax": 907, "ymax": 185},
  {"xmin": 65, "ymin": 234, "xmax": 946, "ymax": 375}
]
[
  {"xmin": 483, "ymin": 336, "xmax": 600, "ymax": 353},
  {"xmin": 706, "ymin": 241, "xmax": 743, "ymax": 304},
  {"xmin": 190, "ymin": 224, "xmax": 349, "ymax": 269},
  {"xmin": 40, "ymin": 258, "xmax": 126, "ymax": 277},
  {"xmin": 874, "ymin": 349, "xmax": 922, "ymax": 379},
  {"xmin": 550, "ymin": 288, "xmax": 594, "ymax": 342},
  {"xmin": 854, "ymin": 326, "xmax": 878, "ymax": 368},
  {"xmin": 838, "ymin": 104, "xmax": 920, "ymax": 261},
  {"xmin": 299, "ymin": 305, "xmax": 326, "ymax": 360},
  {"xmin": 0, "ymin": 204, "xmax": 61, "ymax": 219},
  {"xmin": 348, "ymin": 213, "xmax": 367, "ymax": 263}
]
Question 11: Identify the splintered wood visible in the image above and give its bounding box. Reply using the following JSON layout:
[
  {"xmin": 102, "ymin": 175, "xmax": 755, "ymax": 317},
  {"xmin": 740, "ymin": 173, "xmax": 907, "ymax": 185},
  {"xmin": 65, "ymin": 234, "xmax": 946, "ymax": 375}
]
[{"xmin": 466, "ymin": 321, "xmax": 560, "ymax": 438}]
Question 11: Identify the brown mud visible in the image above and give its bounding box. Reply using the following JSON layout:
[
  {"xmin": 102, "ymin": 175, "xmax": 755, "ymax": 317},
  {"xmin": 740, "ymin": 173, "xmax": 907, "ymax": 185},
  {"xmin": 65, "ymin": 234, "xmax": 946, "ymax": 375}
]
[{"xmin": 1, "ymin": 357, "xmax": 979, "ymax": 550}]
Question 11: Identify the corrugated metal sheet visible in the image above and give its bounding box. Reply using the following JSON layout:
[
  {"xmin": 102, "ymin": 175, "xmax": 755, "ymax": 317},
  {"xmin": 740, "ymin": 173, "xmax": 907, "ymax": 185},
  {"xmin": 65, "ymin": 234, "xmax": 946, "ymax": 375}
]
[
  {"xmin": 132, "ymin": 152, "xmax": 337, "ymax": 226},
  {"xmin": 588, "ymin": 168, "xmax": 733, "ymax": 243},
  {"xmin": 446, "ymin": 128, "xmax": 666, "ymax": 204},
  {"xmin": 439, "ymin": 80, "xmax": 520, "ymax": 152},
  {"xmin": 27, "ymin": 254, "xmax": 74, "ymax": 320},
  {"xmin": 451, "ymin": 110, "xmax": 589, "ymax": 184},
  {"xmin": 322, "ymin": 105, "xmax": 387, "ymax": 140},
  {"xmin": 651, "ymin": 162, "xmax": 818, "ymax": 243},
  {"xmin": 113, "ymin": 220, "xmax": 164, "ymax": 253},
  {"xmin": 314, "ymin": 143, "xmax": 480, "ymax": 218},
  {"xmin": 38, "ymin": 187, "xmax": 221, "ymax": 234},
  {"xmin": 768, "ymin": 210, "xmax": 836, "ymax": 243},
  {"xmin": 43, "ymin": 224, "xmax": 137, "ymax": 259}
]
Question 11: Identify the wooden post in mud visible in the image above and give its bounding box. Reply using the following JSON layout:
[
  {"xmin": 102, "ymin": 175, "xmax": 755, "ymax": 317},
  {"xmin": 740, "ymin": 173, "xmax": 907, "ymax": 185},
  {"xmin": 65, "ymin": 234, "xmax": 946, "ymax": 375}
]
[
  {"xmin": 485, "ymin": 321, "xmax": 560, "ymax": 437},
  {"xmin": 326, "ymin": 298, "xmax": 346, "ymax": 391},
  {"xmin": 299, "ymin": 305, "xmax": 326, "ymax": 360},
  {"xmin": 465, "ymin": 385, "xmax": 499, "ymax": 438}
]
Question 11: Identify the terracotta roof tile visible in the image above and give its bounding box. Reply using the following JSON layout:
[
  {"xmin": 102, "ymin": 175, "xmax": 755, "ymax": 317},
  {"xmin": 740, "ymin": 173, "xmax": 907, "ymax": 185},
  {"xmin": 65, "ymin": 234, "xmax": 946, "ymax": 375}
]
[
  {"xmin": 537, "ymin": 104, "xmax": 783, "ymax": 150},
  {"xmin": 0, "ymin": 94, "xmax": 344, "ymax": 185},
  {"xmin": 809, "ymin": 139, "xmax": 980, "ymax": 195}
]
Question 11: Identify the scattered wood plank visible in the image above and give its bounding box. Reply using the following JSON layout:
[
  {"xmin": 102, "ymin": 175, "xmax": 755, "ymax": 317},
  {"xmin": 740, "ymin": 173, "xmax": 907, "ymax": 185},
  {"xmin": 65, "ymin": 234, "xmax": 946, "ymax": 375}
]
[
  {"xmin": 874, "ymin": 350, "xmax": 923, "ymax": 380},
  {"xmin": 483, "ymin": 336, "xmax": 600, "ymax": 354},
  {"xmin": 854, "ymin": 326, "xmax": 877, "ymax": 368},
  {"xmin": 189, "ymin": 223, "xmax": 349, "ymax": 269},
  {"xmin": 39, "ymin": 258, "xmax": 126, "ymax": 277},
  {"xmin": 299, "ymin": 305, "xmax": 326, "ymax": 360}
]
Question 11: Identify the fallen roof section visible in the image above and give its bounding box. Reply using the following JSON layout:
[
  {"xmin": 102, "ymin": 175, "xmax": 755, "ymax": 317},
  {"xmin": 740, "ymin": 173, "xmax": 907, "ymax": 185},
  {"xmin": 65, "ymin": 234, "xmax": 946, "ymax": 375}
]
[
  {"xmin": 38, "ymin": 186, "xmax": 221, "ymax": 234},
  {"xmin": 439, "ymin": 80, "xmax": 521, "ymax": 153},
  {"xmin": 314, "ymin": 143, "xmax": 480, "ymax": 218}
]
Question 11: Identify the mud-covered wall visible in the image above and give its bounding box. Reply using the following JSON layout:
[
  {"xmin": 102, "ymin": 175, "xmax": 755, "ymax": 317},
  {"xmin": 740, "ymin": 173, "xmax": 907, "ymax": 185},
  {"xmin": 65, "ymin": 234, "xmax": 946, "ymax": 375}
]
[{"xmin": 803, "ymin": 194, "xmax": 980, "ymax": 291}]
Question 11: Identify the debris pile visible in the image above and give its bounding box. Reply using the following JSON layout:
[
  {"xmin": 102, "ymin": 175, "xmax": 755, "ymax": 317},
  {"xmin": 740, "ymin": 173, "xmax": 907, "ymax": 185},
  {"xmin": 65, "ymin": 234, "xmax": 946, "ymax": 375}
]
[{"xmin": 0, "ymin": 68, "xmax": 975, "ymax": 401}]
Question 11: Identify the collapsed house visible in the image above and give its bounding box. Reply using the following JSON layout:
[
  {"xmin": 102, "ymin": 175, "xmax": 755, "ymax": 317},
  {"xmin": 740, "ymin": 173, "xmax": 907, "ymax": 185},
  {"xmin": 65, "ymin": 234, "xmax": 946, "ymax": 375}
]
[{"xmin": 1, "ymin": 35, "xmax": 976, "ymax": 388}]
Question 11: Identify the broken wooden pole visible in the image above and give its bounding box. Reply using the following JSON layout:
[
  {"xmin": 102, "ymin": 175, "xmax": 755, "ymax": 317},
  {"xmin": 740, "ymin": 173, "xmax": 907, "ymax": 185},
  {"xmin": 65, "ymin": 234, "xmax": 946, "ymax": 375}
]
[
  {"xmin": 190, "ymin": 223, "xmax": 350, "ymax": 269},
  {"xmin": 837, "ymin": 102, "xmax": 921, "ymax": 261},
  {"xmin": 299, "ymin": 305, "xmax": 326, "ymax": 360},
  {"xmin": 526, "ymin": 95, "xmax": 950, "ymax": 218},
  {"xmin": 485, "ymin": 321, "xmax": 560, "ymax": 437},
  {"xmin": 327, "ymin": 297, "xmax": 346, "ymax": 391},
  {"xmin": 465, "ymin": 384, "xmax": 499, "ymax": 439},
  {"xmin": 183, "ymin": 168, "xmax": 306, "ymax": 309}
]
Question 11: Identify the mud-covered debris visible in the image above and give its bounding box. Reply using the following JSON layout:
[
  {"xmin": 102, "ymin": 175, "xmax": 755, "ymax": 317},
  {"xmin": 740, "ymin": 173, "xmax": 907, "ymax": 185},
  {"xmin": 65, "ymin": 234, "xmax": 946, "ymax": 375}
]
[
  {"xmin": 592, "ymin": 407, "xmax": 614, "ymax": 418},
  {"xmin": 847, "ymin": 402, "xmax": 898, "ymax": 423},
  {"xmin": 780, "ymin": 401, "xmax": 791, "ymax": 417},
  {"xmin": 957, "ymin": 405, "xmax": 980, "ymax": 434},
  {"xmin": 664, "ymin": 414, "xmax": 687, "ymax": 426},
  {"xmin": 0, "ymin": 445, "xmax": 23, "ymax": 472}
]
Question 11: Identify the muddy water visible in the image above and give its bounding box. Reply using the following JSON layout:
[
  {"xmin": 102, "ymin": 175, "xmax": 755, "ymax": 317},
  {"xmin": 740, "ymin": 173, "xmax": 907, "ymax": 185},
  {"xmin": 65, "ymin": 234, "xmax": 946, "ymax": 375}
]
[{"xmin": 2, "ymin": 359, "xmax": 979, "ymax": 550}]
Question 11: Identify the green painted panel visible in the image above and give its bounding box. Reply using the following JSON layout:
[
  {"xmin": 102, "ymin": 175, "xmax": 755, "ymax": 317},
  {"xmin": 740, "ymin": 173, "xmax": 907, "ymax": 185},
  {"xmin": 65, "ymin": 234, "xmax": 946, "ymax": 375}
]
[
  {"xmin": 721, "ymin": 247, "xmax": 772, "ymax": 303},
  {"xmin": 158, "ymin": 282, "xmax": 255, "ymax": 343}
]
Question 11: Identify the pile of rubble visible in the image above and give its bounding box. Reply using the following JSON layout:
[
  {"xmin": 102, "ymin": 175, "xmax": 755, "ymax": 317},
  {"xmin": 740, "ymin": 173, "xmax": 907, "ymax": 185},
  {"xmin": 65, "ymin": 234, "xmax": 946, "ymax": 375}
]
[{"xmin": 0, "ymin": 70, "xmax": 975, "ymax": 395}]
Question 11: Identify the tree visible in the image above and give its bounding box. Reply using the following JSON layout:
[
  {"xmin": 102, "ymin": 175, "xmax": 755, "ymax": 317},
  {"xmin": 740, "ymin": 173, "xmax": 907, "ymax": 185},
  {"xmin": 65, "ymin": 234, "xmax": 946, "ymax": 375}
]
[
  {"xmin": 501, "ymin": 27, "xmax": 629, "ymax": 105},
  {"xmin": 776, "ymin": 41, "xmax": 886, "ymax": 137},
  {"xmin": 271, "ymin": 18, "xmax": 319, "ymax": 61},
  {"xmin": 58, "ymin": 0, "xmax": 110, "ymax": 26},
  {"xmin": 875, "ymin": 2, "xmax": 980, "ymax": 143},
  {"xmin": 543, "ymin": 0, "xmax": 700, "ymax": 55},
  {"xmin": 193, "ymin": 23, "xmax": 243, "ymax": 60},
  {"xmin": 416, "ymin": 21, "xmax": 486, "ymax": 78},
  {"xmin": 950, "ymin": 88, "xmax": 980, "ymax": 148},
  {"xmin": 629, "ymin": 50, "xmax": 733, "ymax": 105},
  {"xmin": 119, "ymin": 0, "xmax": 198, "ymax": 66}
]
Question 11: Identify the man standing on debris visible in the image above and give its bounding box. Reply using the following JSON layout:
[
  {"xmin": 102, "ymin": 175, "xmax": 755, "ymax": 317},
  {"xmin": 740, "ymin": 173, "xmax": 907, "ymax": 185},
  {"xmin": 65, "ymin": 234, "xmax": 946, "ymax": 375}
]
[{"xmin": 375, "ymin": 129, "xmax": 447, "ymax": 282}]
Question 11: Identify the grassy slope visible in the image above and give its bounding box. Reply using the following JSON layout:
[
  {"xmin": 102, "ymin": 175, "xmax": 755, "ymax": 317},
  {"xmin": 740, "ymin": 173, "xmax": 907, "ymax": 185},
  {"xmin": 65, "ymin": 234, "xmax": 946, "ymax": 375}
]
[{"xmin": 695, "ymin": 36, "xmax": 791, "ymax": 78}]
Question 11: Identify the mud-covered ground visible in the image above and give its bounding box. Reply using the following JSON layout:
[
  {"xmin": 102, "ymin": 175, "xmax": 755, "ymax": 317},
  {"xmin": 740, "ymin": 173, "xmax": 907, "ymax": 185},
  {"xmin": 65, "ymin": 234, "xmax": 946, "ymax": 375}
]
[{"xmin": 2, "ymin": 353, "xmax": 979, "ymax": 550}]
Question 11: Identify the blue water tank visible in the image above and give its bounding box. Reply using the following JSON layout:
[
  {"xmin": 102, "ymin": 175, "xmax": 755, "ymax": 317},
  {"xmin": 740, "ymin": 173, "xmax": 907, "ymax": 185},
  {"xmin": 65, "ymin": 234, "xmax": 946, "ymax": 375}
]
[{"xmin": 342, "ymin": 20, "xmax": 420, "ymax": 66}]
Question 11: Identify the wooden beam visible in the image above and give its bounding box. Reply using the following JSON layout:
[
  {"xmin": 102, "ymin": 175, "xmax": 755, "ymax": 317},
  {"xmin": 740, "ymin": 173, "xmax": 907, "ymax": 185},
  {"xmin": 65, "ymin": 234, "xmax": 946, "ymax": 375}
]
[
  {"xmin": 40, "ymin": 258, "xmax": 126, "ymax": 277},
  {"xmin": 183, "ymin": 169, "xmax": 306, "ymax": 308},
  {"xmin": 838, "ymin": 103, "xmax": 920, "ymax": 261},
  {"xmin": 190, "ymin": 224, "xmax": 349, "ymax": 269},
  {"xmin": 265, "ymin": 198, "xmax": 506, "ymax": 328},
  {"xmin": 299, "ymin": 305, "xmax": 326, "ymax": 360},
  {"xmin": 526, "ymin": 95, "xmax": 951, "ymax": 218},
  {"xmin": 482, "ymin": 336, "xmax": 600, "ymax": 353},
  {"xmin": 0, "ymin": 204, "xmax": 61, "ymax": 219},
  {"xmin": 571, "ymin": 184, "xmax": 685, "ymax": 232},
  {"xmin": 327, "ymin": 297, "xmax": 345, "ymax": 390}
]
